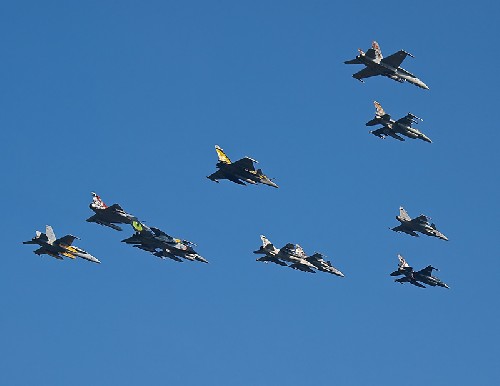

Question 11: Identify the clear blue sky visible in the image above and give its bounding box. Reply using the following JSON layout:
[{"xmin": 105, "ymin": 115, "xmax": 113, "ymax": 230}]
[{"xmin": 1, "ymin": 1, "xmax": 499, "ymax": 385}]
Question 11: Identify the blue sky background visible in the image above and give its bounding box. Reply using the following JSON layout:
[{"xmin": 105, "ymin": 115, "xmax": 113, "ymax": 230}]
[{"xmin": 1, "ymin": 1, "xmax": 499, "ymax": 385}]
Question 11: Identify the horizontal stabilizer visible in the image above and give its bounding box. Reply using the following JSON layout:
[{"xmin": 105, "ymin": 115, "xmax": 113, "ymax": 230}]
[{"xmin": 344, "ymin": 58, "xmax": 362, "ymax": 65}]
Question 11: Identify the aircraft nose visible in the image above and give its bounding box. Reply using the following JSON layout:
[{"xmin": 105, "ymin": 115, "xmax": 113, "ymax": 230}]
[{"xmin": 419, "ymin": 81, "xmax": 430, "ymax": 90}]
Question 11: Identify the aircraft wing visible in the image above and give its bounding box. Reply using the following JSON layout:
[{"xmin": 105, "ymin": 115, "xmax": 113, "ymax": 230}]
[
  {"xmin": 207, "ymin": 169, "xmax": 227, "ymax": 182},
  {"xmin": 416, "ymin": 265, "xmax": 436, "ymax": 277},
  {"xmin": 106, "ymin": 203, "xmax": 125, "ymax": 212},
  {"xmin": 289, "ymin": 262, "xmax": 316, "ymax": 273},
  {"xmin": 56, "ymin": 235, "xmax": 78, "ymax": 246},
  {"xmin": 256, "ymin": 256, "xmax": 287, "ymax": 266},
  {"xmin": 34, "ymin": 247, "xmax": 63, "ymax": 259},
  {"xmin": 381, "ymin": 50, "xmax": 412, "ymax": 68},
  {"xmin": 395, "ymin": 276, "xmax": 425, "ymax": 288},
  {"xmin": 352, "ymin": 67, "xmax": 380, "ymax": 80},
  {"xmin": 232, "ymin": 157, "xmax": 256, "ymax": 171},
  {"xmin": 412, "ymin": 215, "xmax": 430, "ymax": 225},
  {"xmin": 395, "ymin": 114, "xmax": 415, "ymax": 127},
  {"xmin": 370, "ymin": 127, "xmax": 406, "ymax": 141},
  {"xmin": 392, "ymin": 225, "xmax": 419, "ymax": 237},
  {"xmin": 410, "ymin": 279, "xmax": 426, "ymax": 288},
  {"xmin": 133, "ymin": 244, "xmax": 158, "ymax": 253},
  {"xmin": 86, "ymin": 215, "xmax": 123, "ymax": 231},
  {"xmin": 154, "ymin": 251, "xmax": 184, "ymax": 262}
]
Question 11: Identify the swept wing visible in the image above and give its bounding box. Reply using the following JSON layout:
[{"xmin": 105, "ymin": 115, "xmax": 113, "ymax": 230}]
[
  {"xmin": 231, "ymin": 157, "xmax": 256, "ymax": 171},
  {"xmin": 352, "ymin": 67, "xmax": 380, "ymax": 80},
  {"xmin": 380, "ymin": 50, "xmax": 413, "ymax": 68}
]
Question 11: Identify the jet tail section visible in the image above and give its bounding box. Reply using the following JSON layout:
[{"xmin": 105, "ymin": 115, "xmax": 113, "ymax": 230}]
[
  {"xmin": 260, "ymin": 235, "xmax": 273, "ymax": 248},
  {"xmin": 45, "ymin": 225, "xmax": 56, "ymax": 244},
  {"xmin": 372, "ymin": 41, "xmax": 383, "ymax": 61},
  {"xmin": 215, "ymin": 145, "xmax": 231, "ymax": 164},
  {"xmin": 91, "ymin": 192, "xmax": 107, "ymax": 209},
  {"xmin": 397, "ymin": 254, "xmax": 410, "ymax": 269},
  {"xmin": 373, "ymin": 101, "xmax": 386, "ymax": 117},
  {"xmin": 365, "ymin": 41, "xmax": 383, "ymax": 63},
  {"xmin": 398, "ymin": 207, "xmax": 411, "ymax": 221},
  {"xmin": 254, "ymin": 235, "xmax": 278, "ymax": 255}
]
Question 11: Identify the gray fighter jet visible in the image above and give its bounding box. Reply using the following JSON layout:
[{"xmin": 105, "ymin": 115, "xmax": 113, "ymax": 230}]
[
  {"xmin": 345, "ymin": 41, "xmax": 429, "ymax": 89},
  {"xmin": 122, "ymin": 222, "xmax": 208, "ymax": 263},
  {"xmin": 253, "ymin": 235, "xmax": 344, "ymax": 276},
  {"xmin": 207, "ymin": 145, "xmax": 278, "ymax": 188},
  {"xmin": 23, "ymin": 225, "xmax": 100, "ymax": 263},
  {"xmin": 392, "ymin": 207, "xmax": 448, "ymax": 240},
  {"xmin": 86, "ymin": 192, "xmax": 138, "ymax": 231},
  {"xmin": 390, "ymin": 254, "xmax": 449, "ymax": 289},
  {"xmin": 366, "ymin": 101, "xmax": 432, "ymax": 143}
]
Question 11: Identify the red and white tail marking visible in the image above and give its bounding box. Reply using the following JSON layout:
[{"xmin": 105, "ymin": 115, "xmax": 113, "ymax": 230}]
[
  {"xmin": 91, "ymin": 192, "xmax": 107, "ymax": 209},
  {"xmin": 372, "ymin": 41, "xmax": 383, "ymax": 61}
]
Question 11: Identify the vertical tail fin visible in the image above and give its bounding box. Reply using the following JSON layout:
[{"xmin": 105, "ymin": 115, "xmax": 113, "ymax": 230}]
[
  {"xmin": 397, "ymin": 254, "xmax": 410, "ymax": 269},
  {"xmin": 372, "ymin": 41, "xmax": 383, "ymax": 62},
  {"xmin": 374, "ymin": 101, "xmax": 386, "ymax": 117},
  {"xmin": 91, "ymin": 192, "xmax": 107, "ymax": 209},
  {"xmin": 260, "ymin": 235, "xmax": 273, "ymax": 248},
  {"xmin": 215, "ymin": 145, "xmax": 231, "ymax": 164},
  {"xmin": 364, "ymin": 41, "xmax": 383, "ymax": 63},
  {"xmin": 399, "ymin": 207, "xmax": 411, "ymax": 221},
  {"xmin": 45, "ymin": 225, "xmax": 56, "ymax": 244},
  {"xmin": 294, "ymin": 244, "xmax": 307, "ymax": 258}
]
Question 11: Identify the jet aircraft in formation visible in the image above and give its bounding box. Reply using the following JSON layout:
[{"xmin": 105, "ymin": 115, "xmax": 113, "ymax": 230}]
[
  {"xmin": 390, "ymin": 254, "xmax": 449, "ymax": 289},
  {"xmin": 21, "ymin": 41, "xmax": 454, "ymax": 288},
  {"xmin": 207, "ymin": 145, "xmax": 278, "ymax": 188},
  {"xmin": 86, "ymin": 192, "xmax": 138, "ymax": 231},
  {"xmin": 392, "ymin": 207, "xmax": 448, "ymax": 240},
  {"xmin": 366, "ymin": 101, "xmax": 432, "ymax": 143},
  {"xmin": 122, "ymin": 221, "xmax": 208, "ymax": 263},
  {"xmin": 344, "ymin": 41, "xmax": 429, "ymax": 89},
  {"xmin": 253, "ymin": 235, "xmax": 344, "ymax": 276},
  {"xmin": 23, "ymin": 225, "xmax": 100, "ymax": 264}
]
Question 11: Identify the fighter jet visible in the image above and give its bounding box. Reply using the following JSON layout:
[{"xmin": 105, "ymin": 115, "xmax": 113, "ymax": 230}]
[
  {"xmin": 86, "ymin": 192, "xmax": 138, "ymax": 231},
  {"xmin": 253, "ymin": 235, "xmax": 344, "ymax": 276},
  {"xmin": 344, "ymin": 41, "xmax": 429, "ymax": 89},
  {"xmin": 23, "ymin": 225, "xmax": 100, "ymax": 263},
  {"xmin": 366, "ymin": 101, "xmax": 432, "ymax": 143},
  {"xmin": 122, "ymin": 221, "xmax": 208, "ymax": 263},
  {"xmin": 390, "ymin": 254, "xmax": 449, "ymax": 289},
  {"xmin": 306, "ymin": 252, "xmax": 344, "ymax": 277},
  {"xmin": 207, "ymin": 145, "xmax": 278, "ymax": 188},
  {"xmin": 392, "ymin": 207, "xmax": 448, "ymax": 240}
]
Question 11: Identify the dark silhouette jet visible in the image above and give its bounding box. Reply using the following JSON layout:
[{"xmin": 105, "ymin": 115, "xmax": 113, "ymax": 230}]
[
  {"xmin": 390, "ymin": 255, "xmax": 449, "ymax": 289},
  {"xmin": 207, "ymin": 145, "xmax": 278, "ymax": 188},
  {"xmin": 86, "ymin": 192, "xmax": 138, "ymax": 231},
  {"xmin": 367, "ymin": 101, "xmax": 432, "ymax": 143},
  {"xmin": 345, "ymin": 41, "xmax": 429, "ymax": 89},
  {"xmin": 122, "ymin": 222, "xmax": 208, "ymax": 263}
]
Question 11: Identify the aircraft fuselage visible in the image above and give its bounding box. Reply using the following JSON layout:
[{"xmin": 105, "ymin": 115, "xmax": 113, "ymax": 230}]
[{"xmin": 359, "ymin": 56, "xmax": 429, "ymax": 89}]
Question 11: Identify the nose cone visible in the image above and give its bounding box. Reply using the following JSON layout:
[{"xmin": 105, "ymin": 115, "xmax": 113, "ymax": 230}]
[
  {"xmin": 417, "ymin": 79, "xmax": 429, "ymax": 90},
  {"xmin": 421, "ymin": 135, "xmax": 432, "ymax": 143},
  {"xmin": 262, "ymin": 179, "xmax": 279, "ymax": 188}
]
